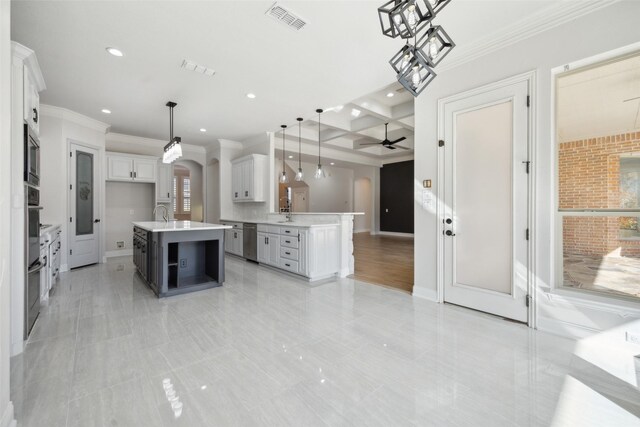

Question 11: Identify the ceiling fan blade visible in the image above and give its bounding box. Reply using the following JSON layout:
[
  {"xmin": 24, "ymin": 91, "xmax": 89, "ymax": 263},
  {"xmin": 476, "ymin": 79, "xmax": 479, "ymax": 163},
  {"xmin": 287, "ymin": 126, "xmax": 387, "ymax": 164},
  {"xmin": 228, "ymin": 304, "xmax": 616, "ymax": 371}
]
[
  {"xmin": 389, "ymin": 137, "xmax": 407, "ymax": 145},
  {"xmin": 624, "ymin": 96, "xmax": 640, "ymax": 102},
  {"xmin": 393, "ymin": 145, "xmax": 410, "ymax": 150},
  {"xmin": 385, "ymin": 145, "xmax": 396, "ymax": 150},
  {"xmin": 359, "ymin": 142, "xmax": 382, "ymax": 146}
]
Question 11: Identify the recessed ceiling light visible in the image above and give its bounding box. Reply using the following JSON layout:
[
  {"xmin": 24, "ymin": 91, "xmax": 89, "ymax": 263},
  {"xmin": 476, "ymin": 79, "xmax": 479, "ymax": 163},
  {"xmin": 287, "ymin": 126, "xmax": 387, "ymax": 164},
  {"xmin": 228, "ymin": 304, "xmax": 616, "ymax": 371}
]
[
  {"xmin": 333, "ymin": 105, "xmax": 344, "ymax": 112},
  {"xmin": 386, "ymin": 92, "xmax": 394, "ymax": 98},
  {"xmin": 101, "ymin": 109, "xmax": 111, "ymax": 114},
  {"xmin": 288, "ymin": 155, "xmax": 293, "ymax": 159},
  {"xmin": 105, "ymin": 47, "xmax": 124, "ymax": 57},
  {"xmin": 200, "ymin": 128, "xmax": 207, "ymax": 132},
  {"xmin": 246, "ymin": 93, "xmax": 256, "ymax": 99},
  {"xmin": 330, "ymin": 162, "xmax": 335, "ymax": 165},
  {"xmin": 351, "ymin": 108, "xmax": 361, "ymax": 117}
]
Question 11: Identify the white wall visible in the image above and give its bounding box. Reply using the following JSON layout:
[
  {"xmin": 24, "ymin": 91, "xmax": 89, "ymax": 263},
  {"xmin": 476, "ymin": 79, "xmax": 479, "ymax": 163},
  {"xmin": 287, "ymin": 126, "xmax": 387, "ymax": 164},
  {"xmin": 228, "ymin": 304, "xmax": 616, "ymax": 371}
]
[
  {"xmin": 105, "ymin": 182, "xmax": 154, "ymax": 253},
  {"xmin": 206, "ymin": 159, "xmax": 220, "ymax": 223},
  {"xmin": 281, "ymin": 160, "xmax": 354, "ymax": 213},
  {"xmin": 354, "ymin": 178, "xmax": 372, "ymax": 233},
  {"xmin": 0, "ymin": 1, "xmax": 16, "ymax": 425},
  {"xmin": 413, "ymin": 1, "xmax": 640, "ymax": 336}
]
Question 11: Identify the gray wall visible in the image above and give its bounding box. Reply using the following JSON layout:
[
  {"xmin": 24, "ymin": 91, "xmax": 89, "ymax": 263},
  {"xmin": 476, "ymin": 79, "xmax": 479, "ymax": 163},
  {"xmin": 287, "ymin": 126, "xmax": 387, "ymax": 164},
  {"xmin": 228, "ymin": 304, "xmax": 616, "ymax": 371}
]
[{"xmin": 105, "ymin": 182, "xmax": 154, "ymax": 252}]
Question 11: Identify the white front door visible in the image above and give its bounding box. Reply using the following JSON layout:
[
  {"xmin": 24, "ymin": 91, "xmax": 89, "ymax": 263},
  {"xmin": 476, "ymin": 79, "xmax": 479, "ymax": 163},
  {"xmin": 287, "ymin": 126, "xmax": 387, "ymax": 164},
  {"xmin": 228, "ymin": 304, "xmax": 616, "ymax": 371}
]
[
  {"xmin": 442, "ymin": 79, "xmax": 530, "ymax": 322},
  {"xmin": 69, "ymin": 143, "xmax": 100, "ymax": 269}
]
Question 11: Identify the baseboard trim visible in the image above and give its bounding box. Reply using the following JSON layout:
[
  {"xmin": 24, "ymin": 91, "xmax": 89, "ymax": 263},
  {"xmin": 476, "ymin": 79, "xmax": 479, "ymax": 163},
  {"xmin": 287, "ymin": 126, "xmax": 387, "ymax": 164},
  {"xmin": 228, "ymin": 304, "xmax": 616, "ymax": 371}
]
[
  {"xmin": 104, "ymin": 249, "xmax": 133, "ymax": 258},
  {"xmin": 1, "ymin": 401, "xmax": 16, "ymax": 427},
  {"xmin": 536, "ymin": 316, "xmax": 601, "ymax": 339},
  {"xmin": 377, "ymin": 231, "xmax": 414, "ymax": 238},
  {"xmin": 60, "ymin": 263, "xmax": 68, "ymax": 273},
  {"xmin": 353, "ymin": 229, "xmax": 371, "ymax": 234},
  {"xmin": 412, "ymin": 286, "xmax": 438, "ymax": 302}
]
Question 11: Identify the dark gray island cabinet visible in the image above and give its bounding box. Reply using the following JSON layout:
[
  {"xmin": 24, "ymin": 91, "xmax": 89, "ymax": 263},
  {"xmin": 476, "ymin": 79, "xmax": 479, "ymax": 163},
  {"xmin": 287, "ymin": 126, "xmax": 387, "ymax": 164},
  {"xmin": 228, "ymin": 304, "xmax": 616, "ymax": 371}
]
[{"xmin": 132, "ymin": 221, "xmax": 232, "ymax": 297}]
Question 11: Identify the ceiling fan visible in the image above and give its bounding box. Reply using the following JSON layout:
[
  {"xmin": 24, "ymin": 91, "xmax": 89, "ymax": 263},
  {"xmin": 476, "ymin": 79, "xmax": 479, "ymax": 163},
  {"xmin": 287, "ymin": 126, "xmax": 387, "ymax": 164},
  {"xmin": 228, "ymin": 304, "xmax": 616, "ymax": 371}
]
[{"xmin": 360, "ymin": 123, "xmax": 408, "ymax": 150}]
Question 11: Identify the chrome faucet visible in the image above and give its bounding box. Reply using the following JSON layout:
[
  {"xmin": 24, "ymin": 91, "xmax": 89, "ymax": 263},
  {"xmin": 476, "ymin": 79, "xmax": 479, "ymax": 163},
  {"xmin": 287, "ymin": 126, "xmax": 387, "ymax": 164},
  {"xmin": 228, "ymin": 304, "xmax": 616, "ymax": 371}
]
[
  {"xmin": 153, "ymin": 205, "xmax": 169, "ymax": 223},
  {"xmin": 285, "ymin": 200, "xmax": 293, "ymax": 222}
]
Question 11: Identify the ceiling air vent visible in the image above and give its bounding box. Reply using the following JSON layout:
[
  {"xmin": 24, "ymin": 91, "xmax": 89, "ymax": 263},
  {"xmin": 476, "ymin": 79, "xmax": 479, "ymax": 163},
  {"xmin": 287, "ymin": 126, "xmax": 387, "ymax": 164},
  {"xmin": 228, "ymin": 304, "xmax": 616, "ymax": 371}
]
[
  {"xmin": 266, "ymin": 2, "xmax": 307, "ymax": 31},
  {"xmin": 181, "ymin": 60, "xmax": 215, "ymax": 77}
]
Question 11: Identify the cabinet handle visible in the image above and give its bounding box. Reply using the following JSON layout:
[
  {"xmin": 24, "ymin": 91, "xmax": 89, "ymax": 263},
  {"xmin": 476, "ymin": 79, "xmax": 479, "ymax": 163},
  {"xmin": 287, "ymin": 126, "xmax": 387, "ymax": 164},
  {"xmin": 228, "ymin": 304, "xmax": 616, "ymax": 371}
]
[
  {"xmin": 167, "ymin": 192, "xmax": 170, "ymax": 198},
  {"xmin": 130, "ymin": 171, "xmax": 133, "ymax": 178},
  {"xmin": 285, "ymin": 252, "xmax": 290, "ymax": 255},
  {"xmin": 245, "ymin": 191, "xmax": 248, "ymax": 197},
  {"xmin": 33, "ymin": 108, "xmax": 38, "ymax": 123},
  {"xmin": 285, "ymin": 263, "xmax": 290, "ymax": 267},
  {"xmin": 285, "ymin": 240, "xmax": 290, "ymax": 244},
  {"xmin": 235, "ymin": 192, "xmax": 238, "ymax": 198},
  {"xmin": 134, "ymin": 171, "xmax": 137, "ymax": 178},
  {"xmin": 266, "ymin": 237, "xmax": 269, "ymax": 244}
]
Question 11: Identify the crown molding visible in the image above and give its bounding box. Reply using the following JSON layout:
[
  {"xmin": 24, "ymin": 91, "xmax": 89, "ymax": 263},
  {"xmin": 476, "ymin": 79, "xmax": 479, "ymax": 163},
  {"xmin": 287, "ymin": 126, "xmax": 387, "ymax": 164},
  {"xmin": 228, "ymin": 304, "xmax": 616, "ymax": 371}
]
[
  {"xmin": 11, "ymin": 41, "xmax": 46, "ymax": 91},
  {"xmin": 40, "ymin": 104, "xmax": 110, "ymax": 133},
  {"xmin": 106, "ymin": 132, "xmax": 206, "ymax": 154},
  {"xmin": 438, "ymin": 0, "xmax": 623, "ymax": 73}
]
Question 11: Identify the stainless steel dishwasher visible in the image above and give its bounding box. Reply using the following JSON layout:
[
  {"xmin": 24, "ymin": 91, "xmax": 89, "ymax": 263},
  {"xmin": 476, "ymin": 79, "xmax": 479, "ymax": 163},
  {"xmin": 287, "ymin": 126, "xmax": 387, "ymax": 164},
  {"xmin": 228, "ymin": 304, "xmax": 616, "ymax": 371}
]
[{"xmin": 243, "ymin": 223, "xmax": 257, "ymax": 262}]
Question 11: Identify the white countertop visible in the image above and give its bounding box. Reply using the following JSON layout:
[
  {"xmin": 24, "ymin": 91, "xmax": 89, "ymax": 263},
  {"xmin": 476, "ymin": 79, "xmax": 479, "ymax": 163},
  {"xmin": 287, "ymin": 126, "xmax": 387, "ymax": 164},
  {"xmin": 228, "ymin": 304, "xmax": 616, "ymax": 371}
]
[
  {"xmin": 40, "ymin": 224, "xmax": 61, "ymax": 236},
  {"xmin": 133, "ymin": 221, "xmax": 232, "ymax": 232},
  {"xmin": 220, "ymin": 219, "xmax": 339, "ymax": 228}
]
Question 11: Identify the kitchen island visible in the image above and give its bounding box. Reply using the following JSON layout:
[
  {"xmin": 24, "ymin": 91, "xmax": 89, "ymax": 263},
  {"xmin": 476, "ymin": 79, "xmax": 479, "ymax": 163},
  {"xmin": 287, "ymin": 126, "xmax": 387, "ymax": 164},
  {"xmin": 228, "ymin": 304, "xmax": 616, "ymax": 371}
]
[{"xmin": 132, "ymin": 221, "xmax": 231, "ymax": 297}]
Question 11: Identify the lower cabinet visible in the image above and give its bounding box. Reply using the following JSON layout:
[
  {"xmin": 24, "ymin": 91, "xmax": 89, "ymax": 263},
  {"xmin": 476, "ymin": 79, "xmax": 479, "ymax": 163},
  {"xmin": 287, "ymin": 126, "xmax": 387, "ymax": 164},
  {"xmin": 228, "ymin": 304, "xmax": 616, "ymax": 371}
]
[
  {"xmin": 257, "ymin": 232, "xmax": 280, "ymax": 266},
  {"xmin": 224, "ymin": 228, "xmax": 243, "ymax": 256}
]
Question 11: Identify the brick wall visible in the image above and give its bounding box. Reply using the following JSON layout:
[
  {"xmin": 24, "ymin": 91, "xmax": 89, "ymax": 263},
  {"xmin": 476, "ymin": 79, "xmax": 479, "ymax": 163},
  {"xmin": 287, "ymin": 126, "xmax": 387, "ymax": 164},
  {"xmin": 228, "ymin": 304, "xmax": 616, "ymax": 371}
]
[{"xmin": 559, "ymin": 132, "xmax": 640, "ymax": 258}]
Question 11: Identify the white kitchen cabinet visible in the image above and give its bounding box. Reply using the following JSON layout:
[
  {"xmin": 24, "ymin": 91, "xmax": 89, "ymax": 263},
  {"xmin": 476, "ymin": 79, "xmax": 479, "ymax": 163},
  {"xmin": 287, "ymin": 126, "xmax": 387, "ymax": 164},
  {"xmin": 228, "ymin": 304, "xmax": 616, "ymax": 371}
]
[
  {"xmin": 231, "ymin": 154, "xmax": 268, "ymax": 202},
  {"xmin": 106, "ymin": 153, "xmax": 158, "ymax": 183},
  {"xmin": 156, "ymin": 162, "xmax": 173, "ymax": 202},
  {"xmin": 257, "ymin": 231, "xmax": 279, "ymax": 266},
  {"xmin": 222, "ymin": 222, "xmax": 244, "ymax": 256},
  {"xmin": 23, "ymin": 67, "xmax": 41, "ymax": 135},
  {"xmin": 14, "ymin": 43, "xmax": 44, "ymax": 136}
]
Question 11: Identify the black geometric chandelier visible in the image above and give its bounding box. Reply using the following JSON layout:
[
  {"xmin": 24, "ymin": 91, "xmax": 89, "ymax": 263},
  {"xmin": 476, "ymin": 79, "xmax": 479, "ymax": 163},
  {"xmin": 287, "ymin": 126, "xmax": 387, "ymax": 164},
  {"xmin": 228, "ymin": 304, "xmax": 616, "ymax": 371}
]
[{"xmin": 378, "ymin": 0, "xmax": 454, "ymax": 97}]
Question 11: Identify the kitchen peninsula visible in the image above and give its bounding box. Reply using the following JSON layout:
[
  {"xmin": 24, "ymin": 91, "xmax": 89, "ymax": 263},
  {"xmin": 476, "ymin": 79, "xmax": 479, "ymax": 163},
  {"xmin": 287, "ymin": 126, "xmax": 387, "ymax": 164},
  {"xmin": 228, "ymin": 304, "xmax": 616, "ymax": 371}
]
[{"xmin": 132, "ymin": 221, "xmax": 231, "ymax": 297}]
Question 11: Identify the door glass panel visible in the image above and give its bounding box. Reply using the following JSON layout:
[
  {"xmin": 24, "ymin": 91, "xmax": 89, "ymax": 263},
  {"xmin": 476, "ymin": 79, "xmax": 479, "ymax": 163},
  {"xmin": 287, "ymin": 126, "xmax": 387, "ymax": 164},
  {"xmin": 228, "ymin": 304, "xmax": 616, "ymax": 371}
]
[
  {"xmin": 76, "ymin": 151, "xmax": 93, "ymax": 235},
  {"xmin": 455, "ymin": 101, "xmax": 513, "ymax": 294}
]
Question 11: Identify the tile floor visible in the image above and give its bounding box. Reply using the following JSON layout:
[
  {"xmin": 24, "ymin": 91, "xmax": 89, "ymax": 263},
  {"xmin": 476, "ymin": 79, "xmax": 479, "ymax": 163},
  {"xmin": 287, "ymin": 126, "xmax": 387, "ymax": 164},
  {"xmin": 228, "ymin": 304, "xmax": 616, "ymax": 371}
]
[{"xmin": 10, "ymin": 256, "xmax": 640, "ymax": 426}]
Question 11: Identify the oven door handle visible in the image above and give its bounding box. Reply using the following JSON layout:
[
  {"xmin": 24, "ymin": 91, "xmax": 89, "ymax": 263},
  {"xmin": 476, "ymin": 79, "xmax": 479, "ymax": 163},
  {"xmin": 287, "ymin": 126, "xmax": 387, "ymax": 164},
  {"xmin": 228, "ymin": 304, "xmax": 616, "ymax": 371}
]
[
  {"xmin": 28, "ymin": 261, "xmax": 43, "ymax": 274},
  {"xmin": 27, "ymin": 206, "xmax": 43, "ymax": 210}
]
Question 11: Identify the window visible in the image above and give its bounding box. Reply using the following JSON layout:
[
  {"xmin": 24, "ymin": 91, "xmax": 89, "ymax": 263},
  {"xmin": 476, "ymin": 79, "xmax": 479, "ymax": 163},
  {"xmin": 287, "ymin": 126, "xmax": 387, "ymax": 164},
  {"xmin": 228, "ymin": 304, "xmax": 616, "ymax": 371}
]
[
  {"xmin": 556, "ymin": 52, "xmax": 640, "ymax": 301},
  {"xmin": 173, "ymin": 166, "xmax": 191, "ymax": 220}
]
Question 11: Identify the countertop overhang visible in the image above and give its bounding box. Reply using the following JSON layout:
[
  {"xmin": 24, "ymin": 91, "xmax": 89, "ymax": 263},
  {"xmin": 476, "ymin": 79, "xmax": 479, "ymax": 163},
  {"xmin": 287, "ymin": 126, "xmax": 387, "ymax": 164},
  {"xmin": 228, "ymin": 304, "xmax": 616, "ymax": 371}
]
[
  {"xmin": 220, "ymin": 219, "xmax": 340, "ymax": 228},
  {"xmin": 133, "ymin": 221, "xmax": 232, "ymax": 232}
]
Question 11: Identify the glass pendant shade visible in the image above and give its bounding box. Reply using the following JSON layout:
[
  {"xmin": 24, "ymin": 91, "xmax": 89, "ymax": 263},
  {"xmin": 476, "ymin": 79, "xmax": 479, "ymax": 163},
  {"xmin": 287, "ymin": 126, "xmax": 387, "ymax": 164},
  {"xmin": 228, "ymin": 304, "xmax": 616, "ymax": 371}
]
[
  {"xmin": 314, "ymin": 164, "xmax": 325, "ymax": 180},
  {"xmin": 415, "ymin": 25, "xmax": 455, "ymax": 67},
  {"xmin": 295, "ymin": 168, "xmax": 304, "ymax": 181},
  {"xmin": 279, "ymin": 171, "xmax": 289, "ymax": 184},
  {"xmin": 163, "ymin": 101, "xmax": 182, "ymax": 163},
  {"xmin": 389, "ymin": 1, "xmax": 434, "ymax": 39},
  {"xmin": 397, "ymin": 55, "xmax": 436, "ymax": 97},
  {"xmin": 314, "ymin": 109, "xmax": 325, "ymax": 179}
]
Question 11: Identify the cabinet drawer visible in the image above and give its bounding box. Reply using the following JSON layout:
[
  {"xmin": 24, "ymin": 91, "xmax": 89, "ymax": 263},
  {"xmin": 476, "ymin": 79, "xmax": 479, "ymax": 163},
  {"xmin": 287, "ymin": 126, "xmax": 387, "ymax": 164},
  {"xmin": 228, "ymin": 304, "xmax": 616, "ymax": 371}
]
[
  {"xmin": 279, "ymin": 227, "xmax": 299, "ymax": 237},
  {"xmin": 280, "ymin": 236, "xmax": 299, "ymax": 249},
  {"xmin": 280, "ymin": 247, "xmax": 298, "ymax": 261},
  {"xmin": 279, "ymin": 259, "xmax": 299, "ymax": 273}
]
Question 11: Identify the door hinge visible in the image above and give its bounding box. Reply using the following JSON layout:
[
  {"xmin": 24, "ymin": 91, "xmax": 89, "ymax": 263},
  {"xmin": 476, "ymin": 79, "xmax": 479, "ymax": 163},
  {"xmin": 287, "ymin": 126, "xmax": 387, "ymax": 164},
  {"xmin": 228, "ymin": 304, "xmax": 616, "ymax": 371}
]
[
  {"xmin": 70, "ymin": 151, "xmax": 72, "ymax": 157},
  {"xmin": 70, "ymin": 249, "xmax": 73, "ymax": 255},
  {"xmin": 69, "ymin": 217, "xmax": 72, "ymax": 223},
  {"xmin": 438, "ymin": 140, "xmax": 445, "ymax": 147},
  {"xmin": 522, "ymin": 160, "xmax": 530, "ymax": 174},
  {"xmin": 526, "ymin": 228, "xmax": 530, "ymax": 240},
  {"xmin": 70, "ymin": 184, "xmax": 72, "ymax": 190},
  {"xmin": 526, "ymin": 95, "xmax": 530, "ymax": 107},
  {"xmin": 526, "ymin": 294, "xmax": 531, "ymax": 307}
]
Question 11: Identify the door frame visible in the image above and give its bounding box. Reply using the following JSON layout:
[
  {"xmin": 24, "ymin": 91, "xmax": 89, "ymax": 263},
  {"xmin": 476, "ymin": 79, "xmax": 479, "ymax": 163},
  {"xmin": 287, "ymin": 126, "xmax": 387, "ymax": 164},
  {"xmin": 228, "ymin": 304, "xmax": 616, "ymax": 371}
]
[
  {"xmin": 67, "ymin": 138, "xmax": 104, "ymax": 269},
  {"xmin": 436, "ymin": 71, "xmax": 537, "ymax": 327}
]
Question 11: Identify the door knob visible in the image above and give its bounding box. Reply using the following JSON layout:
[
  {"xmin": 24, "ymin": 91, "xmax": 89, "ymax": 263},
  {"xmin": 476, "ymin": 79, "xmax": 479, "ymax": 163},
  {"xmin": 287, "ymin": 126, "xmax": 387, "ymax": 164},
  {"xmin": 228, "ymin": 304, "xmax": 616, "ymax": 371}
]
[
  {"xmin": 445, "ymin": 230, "xmax": 456, "ymax": 236},
  {"xmin": 94, "ymin": 219, "xmax": 101, "ymax": 223},
  {"xmin": 445, "ymin": 218, "xmax": 452, "ymax": 224}
]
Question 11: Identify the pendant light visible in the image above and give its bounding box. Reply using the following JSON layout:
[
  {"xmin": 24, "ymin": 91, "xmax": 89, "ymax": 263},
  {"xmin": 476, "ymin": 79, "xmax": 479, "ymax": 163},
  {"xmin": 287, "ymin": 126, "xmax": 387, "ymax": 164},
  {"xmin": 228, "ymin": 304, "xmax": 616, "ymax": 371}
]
[
  {"xmin": 314, "ymin": 109, "xmax": 326, "ymax": 179},
  {"xmin": 279, "ymin": 125, "xmax": 289, "ymax": 184},
  {"xmin": 295, "ymin": 117, "xmax": 304, "ymax": 181},
  {"xmin": 163, "ymin": 101, "xmax": 182, "ymax": 164}
]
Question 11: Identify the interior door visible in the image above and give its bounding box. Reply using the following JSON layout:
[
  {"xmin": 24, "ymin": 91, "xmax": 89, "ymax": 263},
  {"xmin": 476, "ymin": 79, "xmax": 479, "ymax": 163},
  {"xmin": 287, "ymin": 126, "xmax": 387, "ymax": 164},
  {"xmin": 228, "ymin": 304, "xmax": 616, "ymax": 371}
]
[
  {"xmin": 69, "ymin": 143, "xmax": 100, "ymax": 269},
  {"xmin": 442, "ymin": 80, "xmax": 529, "ymax": 322},
  {"xmin": 292, "ymin": 188, "xmax": 308, "ymax": 212}
]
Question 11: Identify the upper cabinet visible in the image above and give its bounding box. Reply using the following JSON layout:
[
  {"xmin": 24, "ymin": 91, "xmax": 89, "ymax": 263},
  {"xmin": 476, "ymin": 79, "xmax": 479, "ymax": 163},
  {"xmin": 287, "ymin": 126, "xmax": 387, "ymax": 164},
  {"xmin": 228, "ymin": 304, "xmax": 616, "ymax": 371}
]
[
  {"xmin": 106, "ymin": 153, "xmax": 157, "ymax": 183},
  {"xmin": 156, "ymin": 162, "xmax": 173, "ymax": 203},
  {"xmin": 12, "ymin": 42, "xmax": 46, "ymax": 136},
  {"xmin": 231, "ymin": 154, "xmax": 268, "ymax": 202}
]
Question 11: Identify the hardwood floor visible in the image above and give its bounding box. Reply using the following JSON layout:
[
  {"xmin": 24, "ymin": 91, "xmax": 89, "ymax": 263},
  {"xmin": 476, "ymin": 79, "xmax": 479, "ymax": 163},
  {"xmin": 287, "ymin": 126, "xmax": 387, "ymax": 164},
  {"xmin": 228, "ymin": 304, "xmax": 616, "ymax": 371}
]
[{"xmin": 353, "ymin": 233, "xmax": 414, "ymax": 293}]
